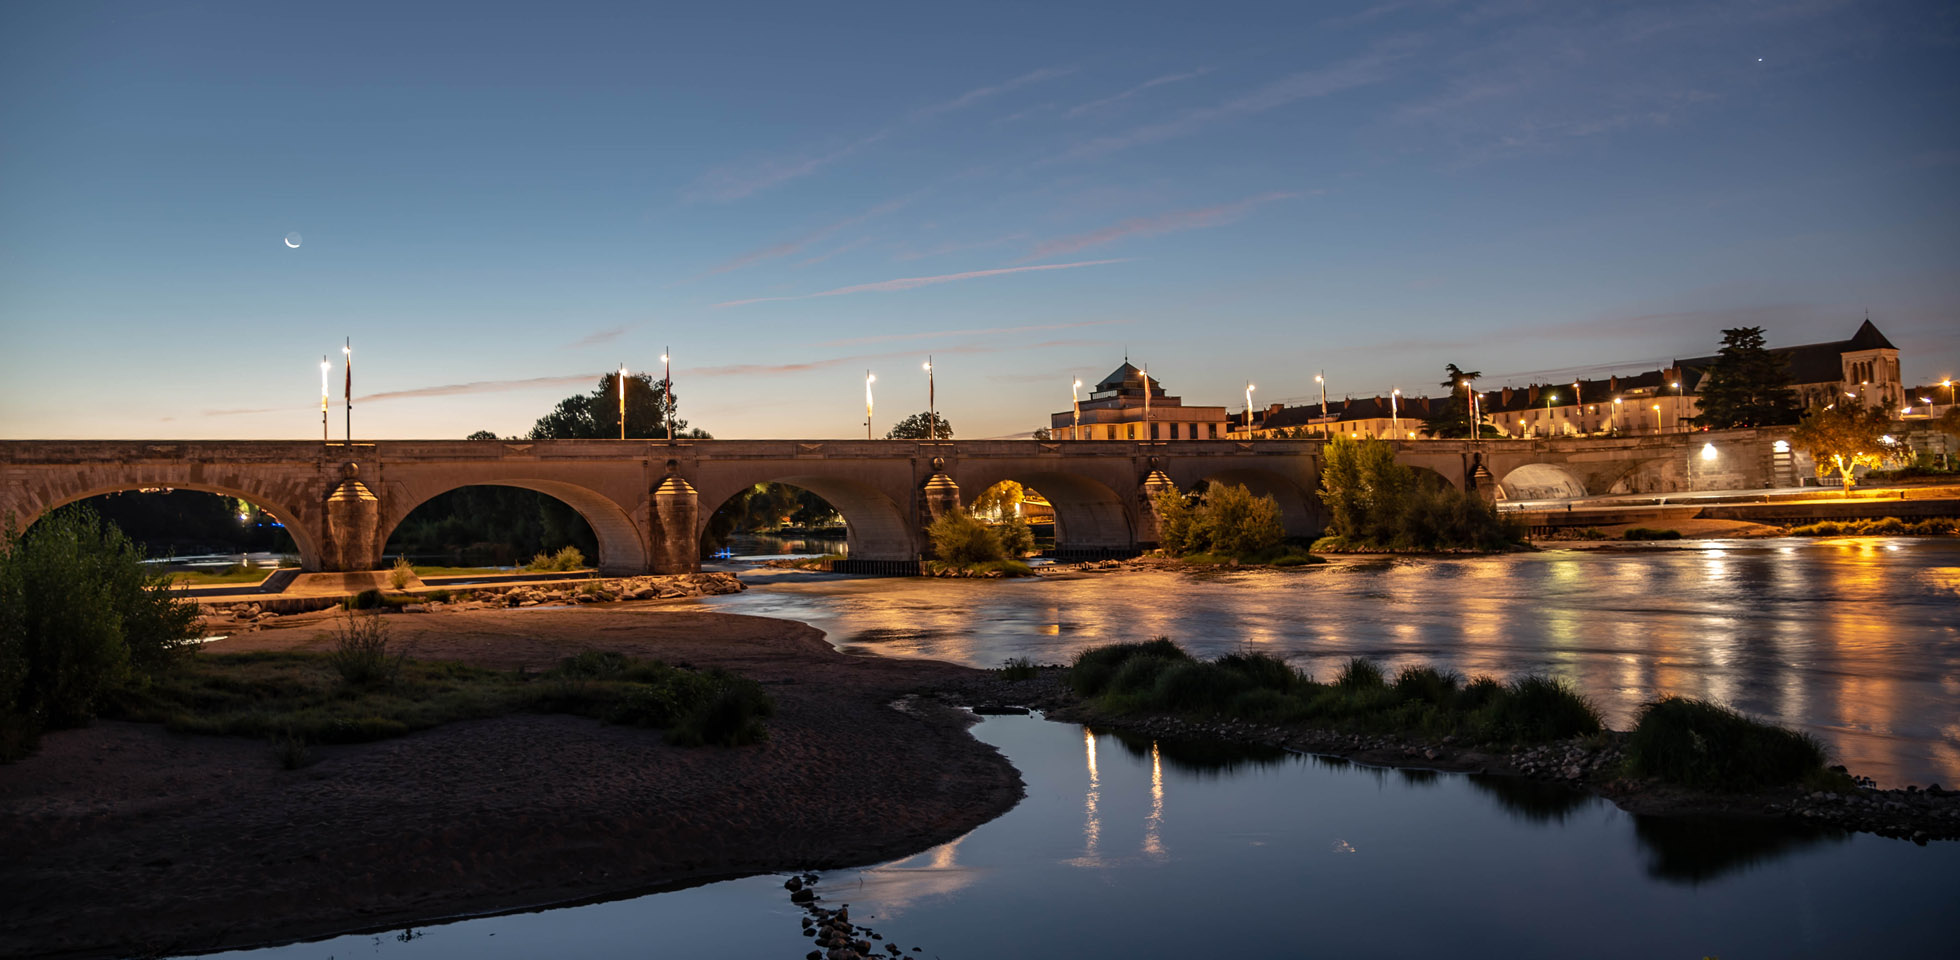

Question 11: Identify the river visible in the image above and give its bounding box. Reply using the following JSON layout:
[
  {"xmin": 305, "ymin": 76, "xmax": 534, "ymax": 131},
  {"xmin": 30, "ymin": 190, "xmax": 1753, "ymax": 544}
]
[
  {"xmin": 196, "ymin": 713, "xmax": 1954, "ymax": 959},
  {"xmin": 697, "ymin": 537, "xmax": 1960, "ymax": 789}
]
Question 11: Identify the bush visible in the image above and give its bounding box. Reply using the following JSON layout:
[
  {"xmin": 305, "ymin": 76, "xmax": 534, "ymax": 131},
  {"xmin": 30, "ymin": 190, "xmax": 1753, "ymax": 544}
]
[
  {"xmin": 525, "ymin": 545, "xmax": 587, "ymax": 572},
  {"xmin": 1393, "ymin": 665, "xmax": 1462, "ymax": 705},
  {"xmin": 667, "ymin": 674, "xmax": 776, "ymax": 747},
  {"xmin": 1625, "ymin": 696, "xmax": 1828, "ymax": 790},
  {"xmin": 1154, "ymin": 483, "xmax": 1287, "ymax": 561},
  {"xmin": 1786, "ymin": 517, "xmax": 1956, "ymax": 537},
  {"xmin": 327, "ymin": 612, "xmax": 406, "ymax": 687},
  {"xmin": 928, "ymin": 510, "xmax": 1004, "ymax": 565},
  {"xmin": 1, "ymin": 507, "xmax": 199, "ymax": 757},
  {"xmin": 1069, "ymin": 638, "xmax": 1192, "ymax": 696},
  {"xmin": 997, "ymin": 517, "xmax": 1036, "ymax": 558},
  {"xmin": 1317, "ymin": 436, "xmax": 1522, "ymax": 551},
  {"xmin": 389, "ymin": 555, "xmax": 415, "ymax": 589},
  {"xmin": 1478, "ymin": 675, "xmax": 1602, "ymax": 742},
  {"xmin": 1336, "ymin": 657, "xmax": 1385, "ymax": 689},
  {"xmin": 997, "ymin": 656, "xmax": 1040, "ymax": 681},
  {"xmin": 343, "ymin": 588, "xmax": 384, "ymax": 611},
  {"xmin": 1623, "ymin": 527, "xmax": 1681, "ymax": 541}
]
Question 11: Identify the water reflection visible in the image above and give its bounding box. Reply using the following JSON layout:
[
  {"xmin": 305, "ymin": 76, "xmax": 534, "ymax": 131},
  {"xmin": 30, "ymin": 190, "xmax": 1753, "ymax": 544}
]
[
  {"xmin": 697, "ymin": 539, "xmax": 1960, "ymax": 786},
  {"xmin": 1632, "ymin": 815, "xmax": 1848, "ymax": 885}
]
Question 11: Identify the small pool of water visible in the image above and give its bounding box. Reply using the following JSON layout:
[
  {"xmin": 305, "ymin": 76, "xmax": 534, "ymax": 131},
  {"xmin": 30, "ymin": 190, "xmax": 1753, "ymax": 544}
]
[{"xmin": 190, "ymin": 714, "xmax": 1953, "ymax": 960}]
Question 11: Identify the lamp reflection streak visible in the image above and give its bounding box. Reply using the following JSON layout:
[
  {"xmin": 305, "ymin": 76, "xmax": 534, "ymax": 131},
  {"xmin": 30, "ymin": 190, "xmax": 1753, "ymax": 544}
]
[
  {"xmin": 1142, "ymin": 741, "xmax": 1166, "ymax": 860},
  {"xmin": 1067, "ymin": 728, "xmax": 1103, "ymax": 868}
]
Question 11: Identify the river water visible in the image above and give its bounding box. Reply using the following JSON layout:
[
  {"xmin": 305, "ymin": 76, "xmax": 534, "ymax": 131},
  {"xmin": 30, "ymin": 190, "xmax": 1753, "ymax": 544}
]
[
  {"xmin": 184, "ymin": 537, "xmax": 1958, "ymax": 958},
  {"xmin": 700, "ymin": 537, "xmax": 1960, "ymax": 789},
  {"xmin": 197, "ymin": 714, "xmax": 1954, "ymax": 959}
]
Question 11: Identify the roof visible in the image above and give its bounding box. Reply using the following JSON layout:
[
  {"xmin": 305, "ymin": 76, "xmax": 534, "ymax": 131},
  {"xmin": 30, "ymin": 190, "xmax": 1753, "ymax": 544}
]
[
  {"xmin": 1677, "ymin": 320, "xmax": 1897, "ymax": 386},
  {"xmin": 1089, "ymin": 361, "xmax": 1169, "ymax": 399}
]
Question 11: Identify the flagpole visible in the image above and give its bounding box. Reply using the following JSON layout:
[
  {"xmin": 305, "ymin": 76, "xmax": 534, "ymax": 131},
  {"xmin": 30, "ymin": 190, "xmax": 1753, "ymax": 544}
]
[
  {"xmin": 663, "ymin": 347, "xmax": 674, "ymax": 443},
  {"xmin": 342, "ymin": 339, "xmax": 351, "ymax": 443},
  {"xmin": 320, "ymin": 356, "xmax": 329, "ymax": 443}
]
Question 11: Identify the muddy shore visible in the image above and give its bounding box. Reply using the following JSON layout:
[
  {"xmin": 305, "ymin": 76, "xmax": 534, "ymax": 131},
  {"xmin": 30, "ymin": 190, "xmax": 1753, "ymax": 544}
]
[{"xmin": 0, "ymin": 607, "xmax": 1023, "ymax": 960}]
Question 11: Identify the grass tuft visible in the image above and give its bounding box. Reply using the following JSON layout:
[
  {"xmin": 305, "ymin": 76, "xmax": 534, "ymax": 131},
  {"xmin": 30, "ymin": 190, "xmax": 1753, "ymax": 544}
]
[
  {"xmin": 997, "ymin": 656, "xmax": 1040, "ymax": 681},
  {"xmin": 1625, "ymin": 696, "xmax": 1829, "ymax": 790},
  {"xmin": 326, "ymin": 612, "xmax": 406, "ymax": 687}
]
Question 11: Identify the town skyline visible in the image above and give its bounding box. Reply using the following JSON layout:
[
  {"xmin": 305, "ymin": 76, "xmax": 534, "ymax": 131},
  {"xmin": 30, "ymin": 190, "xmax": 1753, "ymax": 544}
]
[{"xmin": 2, "ymin": 1, "xmax": 1956, "ymax": 440}]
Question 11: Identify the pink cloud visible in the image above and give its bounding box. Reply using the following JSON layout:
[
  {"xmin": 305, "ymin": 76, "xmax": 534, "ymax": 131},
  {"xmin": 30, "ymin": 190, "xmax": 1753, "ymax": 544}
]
[
  {"xmin": 713, "ymin": 258, "xmax": 1133, "ymax": 308},
  {"xmin": 1021, "ymin": 192, "xmax": 1304, "ymax": 260}
]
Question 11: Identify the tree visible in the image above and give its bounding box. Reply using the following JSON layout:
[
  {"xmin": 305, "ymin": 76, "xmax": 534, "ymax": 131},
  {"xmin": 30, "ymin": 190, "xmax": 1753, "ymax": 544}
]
[
  {"xmin": 970, "ymin": 481, "xmax": 1027, "ymax": 520},
  {"xmin": 465, "ymin": 430, "xmax": 500, "ymax": 440},
  {"xmin": 1316, "ymin": 436, "xmax": 1520, "ymax": 550},
  {"xmin": 1151, "ymin": 483, "xmax": 1283, "ymax": 559},
  {"xmin": 1690, "ymin": 327, "xmax": 1799, "ymax": 428},
  {"xmin": 1790, "ymin": 405, "xmax": 1891, "ymax": 497},
  {"xmin": 1031, "ymin": 427, "xmax": 1052, "ymax": 441},
  {"xmin": 1423, "ymin": 363, "xmax": 1498, "ymax": 438},
  {"xmin": 529, "ymin": 372, "xmax": 710, "ymax": 441},
  {"xmin": 886, "ymin": 411, "xmax": 953, "ymax": 440}
]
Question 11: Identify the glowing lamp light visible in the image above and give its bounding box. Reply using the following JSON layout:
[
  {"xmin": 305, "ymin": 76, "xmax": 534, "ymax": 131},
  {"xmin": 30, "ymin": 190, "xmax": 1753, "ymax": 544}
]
[
  {"xmin": 1701, "ymin": 443, "xmax": 1718, "ymax": 461},
  {"xmin": 1773, "ymin": 439, "xmax": 1790, "ymax": 452}
]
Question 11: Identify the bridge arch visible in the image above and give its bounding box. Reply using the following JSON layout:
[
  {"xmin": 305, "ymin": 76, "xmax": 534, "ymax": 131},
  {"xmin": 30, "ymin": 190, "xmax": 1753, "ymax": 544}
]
[
  {"xmin": 955, "ymin": 468, "xmax": 1134, "ymax": 553},
  {"xmin": 379, "ymin": 480, "xmax": 647, "ymax": 575},
  {"xmin": 24, "ymin": 480, "xmax": 325, "ymax": 572},
  {"xmin": 1496, "ymin": 463, "xmax": 1588, "ymax": 501},
  {"xmin": 697, "ymin": 474, "xmax": 915, "ymax": 562}
]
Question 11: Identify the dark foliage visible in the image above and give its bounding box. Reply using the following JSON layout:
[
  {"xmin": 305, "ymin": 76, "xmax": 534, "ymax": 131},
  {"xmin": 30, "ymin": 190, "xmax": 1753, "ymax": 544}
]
[
  {"xmin": 885, "ymin": 411, "xmax": 954, "ymax": 440},
  {"xmin": 1625, "ymin": 696, "xmax": 1828, "ymax": 790},
  {"xmin": 1689, "ymin": 327, "xmax": 1799, "ymax": 428}
]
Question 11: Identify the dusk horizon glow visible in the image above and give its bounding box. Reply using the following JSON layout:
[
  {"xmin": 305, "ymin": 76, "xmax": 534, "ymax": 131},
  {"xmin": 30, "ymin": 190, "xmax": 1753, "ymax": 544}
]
[{"xmin": 2, "ymin": 0, "xmax": 1955, "ymax": 440}]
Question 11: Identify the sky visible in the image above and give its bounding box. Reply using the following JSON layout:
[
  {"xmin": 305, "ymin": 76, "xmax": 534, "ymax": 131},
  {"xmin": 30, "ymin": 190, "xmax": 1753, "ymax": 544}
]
[{"xmin": 2, "ymin": 0, "xmax": 1956, "ymax": 440}]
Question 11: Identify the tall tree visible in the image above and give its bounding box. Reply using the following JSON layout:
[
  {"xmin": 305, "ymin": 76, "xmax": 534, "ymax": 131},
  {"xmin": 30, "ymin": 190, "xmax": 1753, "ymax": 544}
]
[
  {"xmin": 1789, "ymin": 405, "xmax": 1892, "ymax": 496},
  {"xmin": 886, "ymin": 411, "xmax": 954, "ymax": 440},
  {"xmin": 528, "ymin": 372, "xmax": 710, "ymax": 440},
  {"xmin": 1690, "ymin": 327, "xmax": 1799, "ymax": 428},
  {"xmin": 1423, "ymin": 363, "xmax": 1496, "ymax": 438}
]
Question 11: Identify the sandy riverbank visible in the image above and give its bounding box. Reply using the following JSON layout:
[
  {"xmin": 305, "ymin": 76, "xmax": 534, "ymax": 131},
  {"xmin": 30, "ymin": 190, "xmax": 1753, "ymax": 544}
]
[{"xmin": 0, "ymin": 606, "xmax": 1023, "ymax": 960}]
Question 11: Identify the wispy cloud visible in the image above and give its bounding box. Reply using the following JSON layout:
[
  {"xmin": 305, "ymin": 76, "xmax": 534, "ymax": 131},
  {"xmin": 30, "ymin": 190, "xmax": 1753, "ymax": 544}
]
[
  {"xmin": 1022, "ymin": 191, "xmax": 1304, "ymax": 261},
  {"xmin": 687, "ymin": 339, "xmax": 1103, "ymax": 379},
  {"xmin": 568, "ymin": 326, "xmax": 628, "ymax": 348},
  {"xmin": 684, "ymin": 132, "xmax": 888, "ymax": 203},
  {"xmin": 684, "ymin": 67, "xmax": 1069, "ymax": 203},
  {"xmin": 817, "ymin": 318, "xmax": 1130, "ymax": 348},
  {"xmin": 702, "ymin": 195, "xmax": 913, "ymax": 276},
  {"xmin": 713, "ymin": 258, "xmax": 1133, "ymax": 308},
  {"xmin": 1054, "ymin": 43, "xmax": 1413, "ymax": 163},
  {"xmin": 911, "ymin": 67, "xmax": 1074, "ymax": 122},
  {"xmin": 358, "ymin": 374, "xmax": 602, "ymax": 405},
  {"xmin": 1064, "ymin": 68, "xmax": 1211, "ymax": 118},
  {"xmin": 200, "ymin": 406, "xmax": 287, "ymax": 417}
]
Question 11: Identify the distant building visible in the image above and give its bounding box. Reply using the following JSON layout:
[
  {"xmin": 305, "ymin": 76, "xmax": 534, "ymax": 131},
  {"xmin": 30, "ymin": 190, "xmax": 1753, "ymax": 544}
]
[
  {"xmin": 1052, "ymin": 363, "xmax": 1230, "ymax": 440},
  {"xmin": 1224, "ymin": 318, "xmax": 1914, "ymax": 439}
]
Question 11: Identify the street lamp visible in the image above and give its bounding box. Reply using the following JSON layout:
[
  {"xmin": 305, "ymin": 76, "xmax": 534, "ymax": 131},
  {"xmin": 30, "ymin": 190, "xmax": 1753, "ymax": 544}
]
[
  {"xmin": 1141, "ymin": 364, "xmax": 1151, "ymax": 442},
  {"xmin": 319, "ymin": 356, "xmax": 329, "ymax": 443},
  {"xmin": 342, "ymin": 339, "xmax": 352, "ymax": 443},
  {"xmin": 1944, "ymin": 378, "xmax": 1954, "ymax": 408},
  {"xmin": 1390, "ymin": 388, "xmax": 1401, "ymax": 439},
  {"xmin": 1460, "ymin": 379, "xmax": 1476, "ymax": 439},
  {"xmin": 1072, "ymin": 378, "xmax": 1082, "ymax": 440},
  {"xmin": 1244, "ymin": 382, "xmax": 1255, "ymax": 436},
  {"xmin": 1315, "ymin": 372, "xmax": 1328, "ymax": 438},
  {"xmin": 617, "ymin": 363, "xmax": 628, "ymax": 440},
  {"xmin": 1612, "ymin": 396, "xmax": 1622, "ymax": 434},
  {"xmin": 662, "ymin": 349, "xmax": 674, "ymax": 442},
  {"xmin": 1652, "ymin": 403, "xmax": 1662, "ymax": 435},
  {"xmin": 924, "ymin": 356, "xmax": 936, "ymax": 441},
  {"xmin": 1543, "ymin": 391, "xmax": 1557, "ymax": 438},
  {"xmin": 865, "ymin": 371, "xmax": 875, "ymax": 440}
]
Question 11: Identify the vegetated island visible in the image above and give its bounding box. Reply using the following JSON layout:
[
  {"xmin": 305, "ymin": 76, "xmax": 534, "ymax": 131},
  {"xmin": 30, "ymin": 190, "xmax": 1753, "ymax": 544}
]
[{"xmin": 970, "ymin": 640, "xmax": 1959, "ymax": 849}]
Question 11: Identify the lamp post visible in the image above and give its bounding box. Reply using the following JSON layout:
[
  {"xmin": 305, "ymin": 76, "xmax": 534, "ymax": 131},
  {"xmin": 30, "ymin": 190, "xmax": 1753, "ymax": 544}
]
[
  {"xmin": 924, "ymin": 356, "xmax": 935, "ymax": 441},
  {"xmin": 1612, "ymin": 396, "xmax": 1622, "ymax": 433},
  {"xmin": 1543, "ymin": 391, "xmax": 1556, "ymax": 438},
  {"xmin": 1390, "ymin": 388, "xmax": 1401, "ymax": 440},
  {"xmin": 1244, "ymin": 382, "xmax": 1255, "ymax": 437},
  {"xmin": 1945, "ymin": 379, "xmax": 1954, "ymax": 409},
  {"xmin": 1072, "ymin": 378, "xmax": 1082, "ymax": 440},
  {"xmin": 1652, "ymin": 403, "xmax": 1662, "ymax": 435},
  {"xmin": 1461, "ymin": 379, "xmax": 1475, "ymax": 439},
  {"xmin": 342, "ymin": 339, "xmax": 352, "ymax": 443},
  {"xmin": 319, "ymin": 356, "xmax": 329, "ymax": 443},
  {"xmin": 865, "ymin": 371, "xmax": 875, "ymax": 440},
  {"xmin": 1140, "ymin": 364, "xmax": 1151, "ymax": 442},
  {"xmin": 662, "ymin": 348, "xmax": 674, "ymax": 442},
  {"xmin": 617, "ymin": 363, "xmax": 628, "ymax": 440},
  {"xmin": 1316, "ymin": 372, "xmax": 1328, "ymax": 438}
]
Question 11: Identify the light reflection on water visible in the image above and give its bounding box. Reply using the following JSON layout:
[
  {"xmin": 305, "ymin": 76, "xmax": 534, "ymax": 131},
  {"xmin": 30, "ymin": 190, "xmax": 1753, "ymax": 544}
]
[
  {"xmin": 703, "ymin": 539, "xmax": 1960, "ymax": 787},
  {"xmin": 193, "ymin": 715, "xmax": 1955, "ymax": 959}
]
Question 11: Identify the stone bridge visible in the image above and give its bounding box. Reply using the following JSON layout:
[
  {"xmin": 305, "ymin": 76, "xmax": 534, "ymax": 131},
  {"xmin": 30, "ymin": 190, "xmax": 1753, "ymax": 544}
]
[{"xmin": 0, "ymin": 430, "xmax": 1787, "ymax": 574}]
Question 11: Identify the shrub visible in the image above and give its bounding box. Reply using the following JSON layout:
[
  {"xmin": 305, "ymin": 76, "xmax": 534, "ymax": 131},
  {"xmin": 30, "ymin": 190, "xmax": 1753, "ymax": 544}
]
[
  {"xmin": 1215, "ymin": 651, "xmax": 1301, "ymax": 692},
  {"xmin": 927, "ymin": 510, "xmax": 1004, "ymax": 565},
  {"xmin": 1393, "ymin": 665, "xmax": 1461, "ymax": 706},
  {"xmin": 1623, "ymin": 527, "xmax": 1682, "ymax": 541},
  {"xmin": 997, "ymin": 656, "xmax": 1040, "ymax": 681},
  {"xmin": 1477, "ymin": 675, "xmax": 1602, "ymax": 742},
  {"xmin": 1317, "ymin": 436, "xmax": 1522, "ymax": 551},
  {"xmin": 525, "ymin": 545, "xmax": 586, "ymax": 572},
  {"xmin": 998, "ymin": 518, "xmax": 1036, "ymax": 558},
  {"xmin": 1, "ymin": 507, "xmax": 199, "ymax": 756},
  {"xmin": 270, "ymin": 729, "xmax": 312, "ymax": 770},
  {"xmin": 1154, "ymin": 483, "xmax": 1287, "ymax": 561},
  {"xmin": 667, "ymin": 674, "xmax": 775, "ymax": 747},
  {"xmin": 1625, "ymin": 696, "xmax": 1827, "ymax": 790},
  {"xmin": 1336, "ymin": 657, "xmax": 1385, "ymax": 689},
  {"xmin": 557, "ymin": 649, "xmax": 631, "ymax": 677},
  {"xmin": 1068, "ymin": 638, "xmax": 1192, "ymax": 696},
  {"xmin": 327, "ymin": 612, "xmax": 405, "ymax": 687},
  {"xmin": 389, "ymin": 555, "xmax": 415, "ymax": 589},
  {"xmin": 343, "ymin": 588, "xmax": 384, "ymax": 611}
]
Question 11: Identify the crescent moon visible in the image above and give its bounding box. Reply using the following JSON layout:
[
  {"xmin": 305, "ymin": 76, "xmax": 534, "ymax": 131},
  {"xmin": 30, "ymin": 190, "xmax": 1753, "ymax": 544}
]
[{"xmin": 284, "ymin": 238, "xmax": 300, "ymax": 248}]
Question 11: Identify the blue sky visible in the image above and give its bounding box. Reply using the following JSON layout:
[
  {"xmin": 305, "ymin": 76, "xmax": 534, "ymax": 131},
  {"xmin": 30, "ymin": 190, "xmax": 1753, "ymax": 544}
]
[{"xmin": 2, "ymin": 0, "xmax": 1955, "ymax": 439}]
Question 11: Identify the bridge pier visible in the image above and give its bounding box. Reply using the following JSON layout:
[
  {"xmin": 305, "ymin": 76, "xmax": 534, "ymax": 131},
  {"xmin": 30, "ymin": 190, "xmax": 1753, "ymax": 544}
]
[
  {"xmin": 1135, "ymin": 468, "xmax": 1176, "ymax": 548},
  {"xmin": 649, "ymin": 474, "xmax": 700, "ymax": 575},
  {"xmin": 324, "ymin": 469, "xmax": 380, "ymax": 572}
]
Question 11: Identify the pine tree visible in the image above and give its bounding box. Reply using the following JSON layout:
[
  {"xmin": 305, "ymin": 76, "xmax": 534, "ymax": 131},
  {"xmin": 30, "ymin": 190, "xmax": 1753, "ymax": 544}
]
[{"xmin": 1690, "ymin": 327, "xmax": 1799, "ymax": 428}]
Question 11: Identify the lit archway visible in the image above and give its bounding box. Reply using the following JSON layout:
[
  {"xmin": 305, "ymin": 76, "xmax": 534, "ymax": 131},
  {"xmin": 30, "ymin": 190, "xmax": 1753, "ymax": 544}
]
[
  {"xmin": 699, "ymin": 474, "xmax": 914, "ymax": 562},
  {"xmin": 1497, "ymin": 463, "xmax": 1588, "ymax": 501},
  {"xmin": 33, "ymin": 482, "xmax": 322, "ymax": 572},
  {"xmin": 380, "ymin": 480, "xmax": 645, "ymax": 575},
  {"xmin": 958, "ymin": 470, "xmax": 1132, "ymax": 553},
  {"xmin": 1198, "ymin": 468, "xmax": 1319, "ymax": 539}
]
